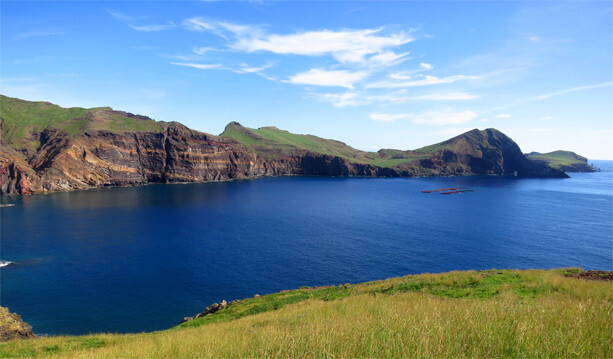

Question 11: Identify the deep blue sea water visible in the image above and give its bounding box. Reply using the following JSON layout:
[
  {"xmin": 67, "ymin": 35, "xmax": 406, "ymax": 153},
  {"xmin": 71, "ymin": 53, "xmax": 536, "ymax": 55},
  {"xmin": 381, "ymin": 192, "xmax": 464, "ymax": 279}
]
[{"xmin": 1, "ymin": 160, "xmax": 612, "ymax": 335}]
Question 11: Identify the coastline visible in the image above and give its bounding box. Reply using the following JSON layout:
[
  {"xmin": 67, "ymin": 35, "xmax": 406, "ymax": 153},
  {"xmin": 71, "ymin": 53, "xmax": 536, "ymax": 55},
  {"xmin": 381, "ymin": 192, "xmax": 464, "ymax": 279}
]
[{"xmin": 1, "ymin": 268, "xmax": 611, "ymax": 358}]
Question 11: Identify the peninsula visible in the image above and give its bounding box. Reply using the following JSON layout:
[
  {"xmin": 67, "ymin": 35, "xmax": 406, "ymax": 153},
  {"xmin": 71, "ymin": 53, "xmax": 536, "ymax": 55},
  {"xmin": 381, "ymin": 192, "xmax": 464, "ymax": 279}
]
[{"xmin": 0, "ymin": 95, "xmax": 573, "ymax": 195}]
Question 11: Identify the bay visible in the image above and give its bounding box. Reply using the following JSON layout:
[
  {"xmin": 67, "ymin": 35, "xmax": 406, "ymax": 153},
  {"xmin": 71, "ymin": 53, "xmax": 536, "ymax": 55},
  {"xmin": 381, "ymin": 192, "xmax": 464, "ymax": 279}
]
[{"xmin": 1, "ymin": 160, "xmax": 611, "ymax": 335}]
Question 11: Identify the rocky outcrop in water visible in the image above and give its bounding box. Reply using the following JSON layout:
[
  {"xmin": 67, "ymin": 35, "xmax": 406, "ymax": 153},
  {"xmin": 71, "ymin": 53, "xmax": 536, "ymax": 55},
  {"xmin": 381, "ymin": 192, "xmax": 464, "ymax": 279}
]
[{"xmin": 0, "ymin": 307, "xmax": 35, "ymax": 342}]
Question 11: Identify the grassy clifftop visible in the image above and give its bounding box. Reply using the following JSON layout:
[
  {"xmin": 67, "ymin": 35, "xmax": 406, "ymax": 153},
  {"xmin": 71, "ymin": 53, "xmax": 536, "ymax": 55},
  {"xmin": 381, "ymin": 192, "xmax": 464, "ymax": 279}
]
[
  {"xmin": 526, "ymin": 150, "xmax": 597, "ymax": 172},
  {"xmin": 220, "ymin": 122, "xmax": 437, "ymax": 167},
  {"xmin": 0, "ymin": 95, "xmax": 164, "ymax": 154},
  {"xmin": 1, "ymin": 268, "xmax": 611, "ymax": 358}
]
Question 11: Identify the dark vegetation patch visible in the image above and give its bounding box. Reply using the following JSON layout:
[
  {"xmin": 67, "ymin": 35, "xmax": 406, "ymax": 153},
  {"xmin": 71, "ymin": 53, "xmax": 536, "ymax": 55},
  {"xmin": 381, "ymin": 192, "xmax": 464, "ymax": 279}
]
[{"xmin": 564, "ymin": 270, "xmax": 613, "ymax": 281}]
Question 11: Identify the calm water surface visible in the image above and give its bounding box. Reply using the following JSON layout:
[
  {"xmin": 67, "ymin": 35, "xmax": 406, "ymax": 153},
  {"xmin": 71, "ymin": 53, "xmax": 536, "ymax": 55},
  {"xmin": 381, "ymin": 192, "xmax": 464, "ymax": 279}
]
[{"xmin": 1, "ymin": 160, "xmax": 611, "ymax": 335}]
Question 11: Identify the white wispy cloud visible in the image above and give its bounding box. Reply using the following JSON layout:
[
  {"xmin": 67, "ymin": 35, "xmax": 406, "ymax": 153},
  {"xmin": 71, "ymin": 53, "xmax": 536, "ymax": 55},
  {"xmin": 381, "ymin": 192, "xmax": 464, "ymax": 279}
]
[
  {"xmin": 12, "ymin": 29, "xmax": 65, "ymax": 41},
  {"xmin": 363, "ymin": 51, "xmax": 411, "ymax": 68},
  {"xmin": 185, "ymin": 18, "xmax": 257, "ymax": 38},
  {"xmin": 181, "ymin": 18, "xmax": 415, "ymax": 68},
  {"xmin": 317, "ymin": 92, "xmax": 361, "ymax": 107},
  {"xmin": 538, "ymin": 116, "xmax": 554, "ymax": 121},
  {"xmin": 531, "ymin": 82, "xmax": 613, "ymax": 101},
  {"xmin": 311, "ymin": 89, "xmax": 479, "ymax": 107},
  {"xmin": 366, "ymin": 75, "xmax": 476, "ymax": 89},
  {"xmin": 231, "ymin": 28, "xmax": 414, "ymax": 64},
  {"xmin": 388, "ymin": 72, "xmax": 412, "ymax": 80},
  {"xmin": 287, "ymin": 68, "xmax": 369, "ymax": 89},
  {"xmin": 130, "ymin": 24, "xmax": 178, "ymax": 32},
  {"xmin": 410, "ymin": 92, "xmax": 479, "ymax": 101},
  {"xmin": 420, "ymin": 62, "xmax": 433, "ymax": 70},
  {"xmin": 495, "ymin": 113, "xmax": 511, "ymax": 119},
  {"xmin": 370, "ymin": 113, "xmax": 411, "ymax": 122},
  {"xmin": 232, "ymin": 62, "xmax": 276, "ymax": 74},
  {"xmin": 481, "ymin": 81, "xmax": 613, "ymax": 116},
  {"xmin": 107, "ymin": 9, "xmax": 176, "ymax": 33},
  {"xmin": 123, "ymin": 16, "xmax": 483, "ymax": 109},
  {"xmin": 411, "ymin": 109, "xmax": 478, "ymax": 126},
  {"xmin": 170, "ymin": 62, "xmax": 223, "ymax": 70},
  {"xmin": 106, "ymin": 9, "xmax": 146, "ymax": 22},
  {"xmin": 192, "ymin": 46, "xmax": 225, "ymax": 55}
]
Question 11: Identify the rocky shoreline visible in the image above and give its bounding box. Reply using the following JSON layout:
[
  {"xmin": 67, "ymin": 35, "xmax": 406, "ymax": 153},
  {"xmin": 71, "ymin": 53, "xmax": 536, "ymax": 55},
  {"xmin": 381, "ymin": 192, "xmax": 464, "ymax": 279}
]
[
  {"xmin": 1, "ymin": 96, "xmax": 572, "ymax": 196},
  {"xmin": 0, "ymin": 307, "xmax": 36, "ymax": 342}
]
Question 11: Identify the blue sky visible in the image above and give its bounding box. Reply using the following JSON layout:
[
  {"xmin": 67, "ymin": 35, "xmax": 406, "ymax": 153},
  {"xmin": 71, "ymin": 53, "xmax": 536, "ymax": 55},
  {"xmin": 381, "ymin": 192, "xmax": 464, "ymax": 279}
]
[{"xmin": 2, "ymin": 1, "xmax": 612, "ymax": 159}]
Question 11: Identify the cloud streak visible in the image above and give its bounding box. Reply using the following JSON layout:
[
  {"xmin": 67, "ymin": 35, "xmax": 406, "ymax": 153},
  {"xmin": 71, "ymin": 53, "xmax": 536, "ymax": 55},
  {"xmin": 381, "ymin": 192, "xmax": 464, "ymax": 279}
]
[
  {"xmin": 411, "ymin": 109, "xmax": 478, "ymax": 126},
  {"xmin": 232, "ymin": 28, "xmax": 414, "ymax": 64},
  {"xmin": 287, "ymin": 69, "xmax": 369, "ymax": 89},
  {"xmin": 366, "ymin": 75, "xmax": 476, "ymax": 89},
  {"xmin": 130, "ymin": 24, "xmax": 179, "ymax": 32},
  {"xmin": 530, "ymin": 82, "xmax": 613, "ymax": 101},
  {"xmin": 370, "ymin": 113, "xmax": 411, "ymax": 122},
  {"xmin": 12, "ymin": 29, "xmax": 65, "ymax": 41},
  {"xmin": 409, "ymin": 92, "xmax": 479, "ymax": 101},
  {"xmin": 170, "ymin": 62, "xmax": 223, "ymax": 70}
]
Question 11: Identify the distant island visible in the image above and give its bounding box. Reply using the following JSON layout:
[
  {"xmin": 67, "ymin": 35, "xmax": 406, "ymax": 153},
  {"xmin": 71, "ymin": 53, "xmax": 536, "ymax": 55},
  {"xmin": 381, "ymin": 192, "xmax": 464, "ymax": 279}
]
[{"xmin": 1, "ymin": 95, "xmax": 591, "ymax": 195}]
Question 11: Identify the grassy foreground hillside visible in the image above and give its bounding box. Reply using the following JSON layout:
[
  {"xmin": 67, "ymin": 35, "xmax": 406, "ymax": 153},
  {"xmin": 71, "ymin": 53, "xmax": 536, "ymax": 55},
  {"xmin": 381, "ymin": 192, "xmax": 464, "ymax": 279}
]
[{"xmin": 1, "ymin": 268, "xmax": 611, "ymax": 358}]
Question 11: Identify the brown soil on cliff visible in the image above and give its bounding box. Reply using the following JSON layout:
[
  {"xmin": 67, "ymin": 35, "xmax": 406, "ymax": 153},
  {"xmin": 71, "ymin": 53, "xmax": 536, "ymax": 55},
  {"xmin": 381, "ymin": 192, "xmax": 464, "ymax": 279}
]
[{"xmin": 565, "ymin": 270, "xmax": 613, "ymax": 281}]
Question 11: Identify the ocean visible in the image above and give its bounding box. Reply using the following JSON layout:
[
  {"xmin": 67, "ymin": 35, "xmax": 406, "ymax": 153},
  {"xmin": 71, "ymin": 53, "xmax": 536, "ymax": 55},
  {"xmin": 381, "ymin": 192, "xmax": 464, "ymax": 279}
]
[{"xmin": 1, "ymin": 160, "xmax": 611, "ymax": 335}]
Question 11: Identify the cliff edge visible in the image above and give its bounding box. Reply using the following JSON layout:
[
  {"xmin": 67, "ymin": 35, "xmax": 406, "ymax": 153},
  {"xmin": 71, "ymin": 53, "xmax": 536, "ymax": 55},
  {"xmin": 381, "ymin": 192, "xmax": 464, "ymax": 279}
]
[{"xmin": 1, "ymin": 95, "xmax": 570, "ymax": 195}]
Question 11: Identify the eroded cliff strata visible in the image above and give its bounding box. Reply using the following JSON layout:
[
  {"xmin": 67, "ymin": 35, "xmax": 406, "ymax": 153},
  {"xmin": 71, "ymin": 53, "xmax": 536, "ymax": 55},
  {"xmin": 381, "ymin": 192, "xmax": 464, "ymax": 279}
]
[{"xmin": 0, "ymin": 97, "xmax": 569, "ymax": 195}]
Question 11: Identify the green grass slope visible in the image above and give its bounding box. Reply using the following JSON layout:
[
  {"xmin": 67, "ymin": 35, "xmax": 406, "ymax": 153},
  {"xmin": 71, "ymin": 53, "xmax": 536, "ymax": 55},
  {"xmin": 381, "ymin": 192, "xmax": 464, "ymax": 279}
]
[
  {"xmin": 0, "ymin": 95, "xmax": 163, "ymax": 154},
  {"xmin": 1, "ymin": 268, "xmax": 611, "ymax": 358},
  {"xmin": 412, "ymin": 128, "xmax": 509, "ymax": 155},
  {"xmin": 220, "ymin": 122, "xmax": 426, "ymax": 167},
  {"xmin": 526, "ymin": 151, "xmax": 596, "ymax": 171},
  {"xmin": 220, "ymin": 125, "xmax": 522, "ymax": 170}
]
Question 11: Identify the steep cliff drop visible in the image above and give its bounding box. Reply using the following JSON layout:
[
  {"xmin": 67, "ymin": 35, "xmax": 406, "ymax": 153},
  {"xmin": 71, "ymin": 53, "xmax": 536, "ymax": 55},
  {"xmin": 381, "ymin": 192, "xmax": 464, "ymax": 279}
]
[{"xmin": 0, "ymin": 95, "xmax": 569, "ymax": 195}]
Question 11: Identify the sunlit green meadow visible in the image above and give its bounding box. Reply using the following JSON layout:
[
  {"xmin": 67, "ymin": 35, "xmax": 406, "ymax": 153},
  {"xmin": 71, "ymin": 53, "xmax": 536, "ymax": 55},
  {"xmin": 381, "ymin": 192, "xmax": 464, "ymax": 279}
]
[{"xmin": 1, "ymin": 268, "xmax": 611, "ymax": 358}]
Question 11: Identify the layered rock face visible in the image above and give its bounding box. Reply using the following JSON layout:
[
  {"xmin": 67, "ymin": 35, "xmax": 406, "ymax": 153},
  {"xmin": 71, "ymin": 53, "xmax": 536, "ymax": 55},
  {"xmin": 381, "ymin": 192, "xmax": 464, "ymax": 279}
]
[
  {"xmin": 2, "ymin": 123, "xmax": 264, "ymax": 194},
  {"xmin": 0, "ymin": 97, "xmax": 569, "ymax": 195},
  {"xmin": 0, "ymin": 125, "xmax": 569, "ymax": 195},
  {"xmin": 258, "ymin": 154, "xmax": 400, "ymax": 178},
  {"xmin": 0, "ymin": 140, "xmax": 44, "ymax": 194}
]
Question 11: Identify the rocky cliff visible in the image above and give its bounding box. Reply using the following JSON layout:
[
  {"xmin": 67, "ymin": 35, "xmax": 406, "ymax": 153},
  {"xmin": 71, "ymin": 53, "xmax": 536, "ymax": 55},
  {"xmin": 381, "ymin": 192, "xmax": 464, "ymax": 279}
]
[
  {"xmin": 0, "ymin": 96, "xmax": 569, "ymax": 195},
  {"xmin": 394, "ymin": 128, "xmax": 570, "ymax": 178},
  {"xmin": 0, "ymin": 307, "xmax": 35, "ymax": 342}
]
